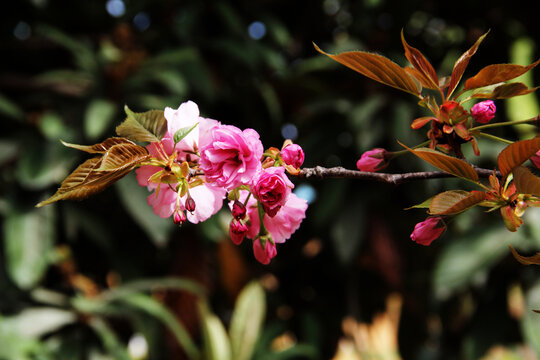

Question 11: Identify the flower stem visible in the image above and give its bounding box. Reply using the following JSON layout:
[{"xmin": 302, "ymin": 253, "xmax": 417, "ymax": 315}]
[
  {"xmin": 390, "ymin": 140, "xmax": 431, "ymax": 158},
  {"xmin": 469, "ymin": 117, "xmax": 539, "ymax": 132},
  {"xmin": 477, "ymin": 132, "xmax": 514, "ymax": 145}
]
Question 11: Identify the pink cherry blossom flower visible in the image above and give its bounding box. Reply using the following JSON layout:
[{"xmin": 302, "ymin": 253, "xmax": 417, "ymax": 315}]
[
  {"xmin": 253, "ymin": 238, "xmax": 277, "ymax": 265},
  {"xmin": 229, "ymin": 219, "xmax": 248, "ymax": 245},
  {"xmin": 410, "ymin": 217, "xmax": 445, "ymax": 246},
  {"xmin": 356, "ymin": 148, "xmax": 389, "ymax": 172},
  {"xmin": 281, "ymin": 144, "xmax": 305, "ymax": 168},
  {"xmin": 199, "ymin": 124, "xmax": 264, "ymax": 190},
  {"xmin": 470, "ymin": 100, "xmax": 496, "ymax": 124},
  {"xmin": 252, "ymin": 167, "xmax": 294, "ymax": 217}
]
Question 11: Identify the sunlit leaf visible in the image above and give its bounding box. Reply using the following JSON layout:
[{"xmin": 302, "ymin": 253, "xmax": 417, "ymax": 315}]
[
  {"xmin": 399, "ymin": 142, "xmax": 479, "ymax": 181},
  {"xmin": 116, "ymin": 106, "xmax": 167, "ymax": 143},
  {"xmin": 61, "ymin": 137, "xmax": 135, "ymax": 154},
  {"xmin": 497, "ymin": 137, "xmax": 540, "ymax": 176},
  {"xmin": 501, "ymin": 205, "xmax": 523, "ymax": 232},
  {"xmin": 508, "ymin": 245, "xmax": 540, "ymax": 265},
  {"xmin": 447, "ymin": 31, "xmax": 489, "ymax": 97},
  {"xmin": 314, "ymin": 43, "xmax": 421, "ymax": 95},
  {"xmin": 4, "ymin": 206, "xmax": 55, "ymax": 289},
  {"xmin": 464, "ymin": 59, "xmax": 540, "ymax": 89},
  {"xmin": 471, "ymin": 82, "xmax": 539, "ymax": 99},
  {"xmin": 36, "ymin": 142, "xmax": 149, "ymax": 207},
  {"xmin": 405, "ymin": 196, "xmax": 433, "ymax": 210},
  {"xmin": 411, "ymin": 116, "xmax": 436, "ymax": 129},
  {"xmin": 403, "ymin": 67, "xmax": 436, "ymax": 89},
  {"xmin": 229, "ymin": 282, "xmax": 266, "ymax": 360},
  {"xmin": 174, "ymin": 123, "xmax": 198, "ymax": 145},
  {"xmin": 513, "ymin": 166, "xmax": 540, "ymax": 196},
  {"xmin": 401, "ymin": 30, "xmax": 439, "ymax": 89},
  {"xmin": 5, "ymin": 307, "xmax": 77, "ymax": 338},
  {"xmin": 199, "ymin": 302, "xmax": 232, "ymax": 360},
  {"xmin": 429, "ymin": 190, "xmax": 486, "ymax": 215}
]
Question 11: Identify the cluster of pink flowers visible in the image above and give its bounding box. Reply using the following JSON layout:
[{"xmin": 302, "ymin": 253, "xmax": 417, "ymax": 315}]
[{"xmin": 135, "ymin": 101, "xmax": 307, "ymax": 264}]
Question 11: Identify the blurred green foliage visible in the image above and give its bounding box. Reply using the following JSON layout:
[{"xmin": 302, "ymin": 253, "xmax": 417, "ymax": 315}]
[{"xmin": 1, "ymin": 0, "xmax": 540, "ymax": 359}]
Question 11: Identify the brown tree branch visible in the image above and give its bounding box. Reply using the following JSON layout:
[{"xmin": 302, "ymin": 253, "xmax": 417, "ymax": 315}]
[{"xmin": 295, "ymin": 166, "xmax": 498, "ymax": 185}]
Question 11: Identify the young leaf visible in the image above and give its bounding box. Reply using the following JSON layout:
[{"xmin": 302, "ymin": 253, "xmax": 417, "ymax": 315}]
[
  {"xmin": 61, "ymin": 137, "xmax": 135, "ymax": 154},
  {"xmin": 116, "ymin": 106, "xmax": 167, "ymax": 143},
  {"xmin": 401, "ymin": 30, "xmax": 439, "ymax": 89},
  {"xmin": 405, "ymin": 196, "xmax": 433, "ymax": 210},
  {"xmin": 174, "ymin": 123, "xmax": 198, "ymax": 145},
  {"xmin": 399, "ymin": 142, "xmax": 479, "ymax": 182},
  {"xmin": 508, "ymin": 245, "xmax": 540, "ymax": 265},
  {"xmin": 313, "ymin": 43, "xmax": 421, "ymax": 95},
  {"xmin": 199, "ymin": 302, "xmax": 232, "ymax": 360},
  {"xmin": 464, "ymin": 59, "xmax": 540, "ymax": 90},
  {"xmin": 411, "ymin": 116, "xmax": 436, "ymax": 129},
  {"xmin": 471, "ymin": 82, "xmax": 539, "ymax": 99},
  {"xmin": 497, "ymin": 137, "xmax": 540, "ymax": 176},
  {"xmin": 513, "ymin": 166, "xmax": 540, "ymax": 196},
  {"xmin": 447, "ymin": 31, "xmax": 489, "ymax": 97},
  {"xmin": 97, "ymin": 143, "xmax": 150, "ymax": 172},
  {"xmin": 429, "ymin": 190, "xmax": 486, "ymax": 215}
]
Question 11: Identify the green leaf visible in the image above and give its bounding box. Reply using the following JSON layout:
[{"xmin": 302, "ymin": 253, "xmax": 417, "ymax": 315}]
[
  {"xmin": 229, "ymin": 282, "xmax": 266, "ymax": 360},
  {"xmin": 116, "ymin": 106, "xmax": 167, "ymax": 143},
  {"xmin": 174, "ymin": 123, "xmax": 198, "ymax": 145},
  {"xmin": 115, "ymin": 172, "xmax": 174, "ymax": 247},
  {"xmin": 0, "ymin": 93, "xmax": 24, "ymax": 120},
  {"xmin": 399, "ymin": 142, "xmax": 479, "ymax": 182},
  {"xmin": 314, "ymin": 43, "xmax": 421, "ymax": 95},
  {"xmin": 433, "ymin": 226, "xmax": 524, "ymax": 300},
  {"xmin": 4, "ymin": 206, "xmax": 55, "ymax": 290},
  {"xmin": 84, "ymin": 99, "xmax": 117, "ymax": 141},
  {"xmin": 429, "ymin": 190, "xmax": 486, "ymax": 215},
  {"xmin": 497, "ymin": 137, "xmax": 540, "ymax": 176},
  {"xmin": 2, "ymin": 308, "xmax": 76, "ymax": 338},
  {"xmin": 199, "ymin": 302, "xmax": 232, "ymax": 360},
  {"xmin": 405, "ymin": 196, "xmax": 433, "ymax": 210},
  {"xmin": 88, "ymin": 317, "xmax": 131, "ymax": 360}
]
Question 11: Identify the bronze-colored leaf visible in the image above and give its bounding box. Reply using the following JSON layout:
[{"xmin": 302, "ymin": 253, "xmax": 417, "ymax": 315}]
[
  {"xmin": 471, "ymin": 82, "xmax": 539, "ymax": 99},
  {"xmin": 447, "ymin": 31, "xmax": 489, "ymax": 97},
  {"xmin": 61, "ymin": 137, "xmax": 135, "ymax": 154},
  {"xmin": 508, "ymin": 245, "xmax": 540, "ymax": 265},
  {"xmin": 403, "ymin": 67, "xmax": 437, "ymax": 90},
  {"xmin": 429, "ymin": 190, "xmax": 486, "ymax": 215},
  {"xmin": 314, "ymin": 43, "xmax": 421, "ymax": 95},
  {"xmin": 399, "ymin": 142, "xmax": 479, "ymax": 182},
  {"xmin": 116, "ymin": 106, "xmax": 167, "ymax": 143},
  {"xmin": 411, "ymin": 116, "xmax": 436, "ymax": 129},
  {"xmin": 497, "ymin": 137, "xmax": 540, "ymax": 176},
  {"xmin": 500, "ymin": 206, "xmax": 523, "ymax": 232},
  {"xmin": 513, "ymin": 166, "xmax": 540, "ymax": 196},
  {"xmin": 401, "ymin": 30, "xmax": 439, "ymax": 90},
  {"xmin": 464, "ymin": 59, "xmax": 540, "ymax": 90},
  {"xmin": 36, "ymin": 143, "xmax": 150, "ymax": 207}
]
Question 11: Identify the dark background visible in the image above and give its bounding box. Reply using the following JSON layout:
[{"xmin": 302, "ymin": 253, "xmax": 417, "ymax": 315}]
[{"xmin": 1, "ymin": 0, "xmax": 540, "ymax": 359}]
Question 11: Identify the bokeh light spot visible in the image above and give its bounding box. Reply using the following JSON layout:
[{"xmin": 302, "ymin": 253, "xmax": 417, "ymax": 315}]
[
  {"xmin": 106, "ymin": 0, "xmax": 125, "ymax": 18},
  {"xmin": 13, "ymin": 21, "xmax": 31, "ymax": 40},
  {"xmin": 133, "ymin": 12, "xmax": 151, "ymax": 31},
  {"xmin": 281, "ymin": 123, "xmax": 298, "ymax": 140},
  {"xmin": 295, "ymin": 184, "xmax": 317, "ymax": 204},
  {"xmin": 248, "ymin": 21, "xmax": 266, "ymax": 40}
]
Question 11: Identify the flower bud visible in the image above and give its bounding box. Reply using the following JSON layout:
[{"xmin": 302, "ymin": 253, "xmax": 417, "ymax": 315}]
[
  {"xmin": 410, "ymin": 217, "xmax": 445, "ymax": 246},
  {"xmin": 229, "ymin": 219, "xmax": 248, "ymax": 245},
  {"xmin": 185, "ymin": 196, "xmax": 196, "ymax": 212},
  {"xmin": 280, "ymin": 144, "xmax": 305, "ymax": 168},
  {"xmin": 173, "ymin": 210, "xmax": 186, "ymax": 226},
  {"xmin": 471, "ymin": 100, "xmax": 496, "ymax": 124},
  {"xmin": 253, "ymin": 237, "xmax": 277, "ymax": 265},
  {"xmin": 356, "ymin": 148, "xmax": 389, "ymax": 172},
  {"xmin": 231, "ymin": 200, "xmax": 247, "ymax": 220},
  {"xmin": 531, "ymin": 151, "xmax": 540, "ymax": 169}
]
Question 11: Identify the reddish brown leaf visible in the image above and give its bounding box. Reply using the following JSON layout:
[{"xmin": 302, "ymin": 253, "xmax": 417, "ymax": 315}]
[
  {"xmin": 497, "ymin": 137, "xmax": 540, "ymax": 176},
  {"xmin": 401, "ymin": 30, "xmax": 439, "ymax": 89},
  {"xmin": 314, "ymin": 43, "xmax": 421, "ymax": 95},
  {"xmin": 447, "ymin": 31, "xmax": 489, "ymax": 97},
  {"xmin": 403, "ymin": 67, "xmax": 437, "ymax": 90},
  {"xmin": 513, "ymin": 166, "xmax": 540, "ymax": 196},
  {"xmin": 399, "ymin": 142, "xmax": 479, "ymax": 182},
  {"xmin": 61, "ymin": 137, "xmax": 135, "ymax": 154},
  {"xmin": 464, "ymin": 59, "xmax": 540, "ymax": 90},
  {"xmin": 98, "ymin": 143, "xmax": 151, "ymax": 171},
  {"xmin": 411, "ymin": 116, "xmax": 436, "ymax": 129},
  {"xmin": 471, "ymin": 83, "xmax": 539, "ymax": 99},
  {"xmin": 429, "ymin": 190, "xmax": 486, "ymax": 215},
  {"xmin": 508, "ymin": 245, "xmax": 540, "ymax": 265}
]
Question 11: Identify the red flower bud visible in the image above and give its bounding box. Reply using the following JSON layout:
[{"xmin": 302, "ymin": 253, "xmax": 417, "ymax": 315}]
[
  {"xmin": 356, "ymin": 148, "xmax": 389, "ymax": 172},
  {"xmin": 173, "ymin": 210, "xmax": 186, "ymax": 226},
  {"xmin": 410, "ymin": 217, "xmax": 445, "ymax": 246},
  {"xmin": 229, "ymin": 219, "xmax": 248, "ymax": 245},
  {"xmin": 185, "ymin": 196, "xmax": 196, "ymax": 212},
  {"xmin": 231, "ymin": 200, "xmax": 247, "ymax": 220},
  {"xmin": 471, "ymin": 100, "xmax": 496, "ymax": 124}
]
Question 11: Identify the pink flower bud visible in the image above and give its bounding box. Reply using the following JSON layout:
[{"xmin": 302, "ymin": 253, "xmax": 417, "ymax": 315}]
[
  {"xmin": 229, "ymin": 219, "xmax": 248, "ymax": 245},
  {"xmin": 410, "ymin": 217, "xmax": 445, "ymax": 246},
  {"xmin": 253, "ymin": 237, "xmax": 277, "ymax": 264},
  {"xmin": 173, "ymin": 210, "xmax": 186, "ymax": 226},
  {"xmin": 185, "ymin": 196, "xmax": 196, "ymax": 212},
  {"xmin": 356, "ymin": 148, "xmax": 389, "ymax": 172},
  {"xmin": 281, "ymin": 144, "xmax": 305, "ymax": 168},
  {"xmin": 231, "ymin": 200, "xmax": 247, "ymax": 220},
  {"xmin": 531, "ymin": 151, "xmax": 540, "ymax": 169},
  {"xmin": 471, "ymin": 100, "xmax": 496, "ymax": 124},
  {"xmin": 252, "ymin": 167, "xmax": 294, "ymax": 217}
]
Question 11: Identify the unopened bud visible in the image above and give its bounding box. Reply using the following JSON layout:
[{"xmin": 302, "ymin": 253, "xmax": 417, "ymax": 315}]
[
  {"xmin": 280, "ymin": 144, "xmax": 305, "ymax": 168},
  {"xmin": 229, "ymin": 219, "xmax": 248, "ymax": 245},
  {"xmin": 232, "ymin": 200, "xmax": 246, "ymax": 220},
  {"xmin": 185, "ymin": 196, "xmax": 196, "ymax": 212},
  {"xmin": 173, "ymin": 210, "xmax": 186, "ymax": 226}
]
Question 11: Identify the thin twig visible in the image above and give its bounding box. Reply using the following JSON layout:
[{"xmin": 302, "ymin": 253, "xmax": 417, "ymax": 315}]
[{"xmin": 295, "ymin": 166, "xmax": 498, "ymax": 185}]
